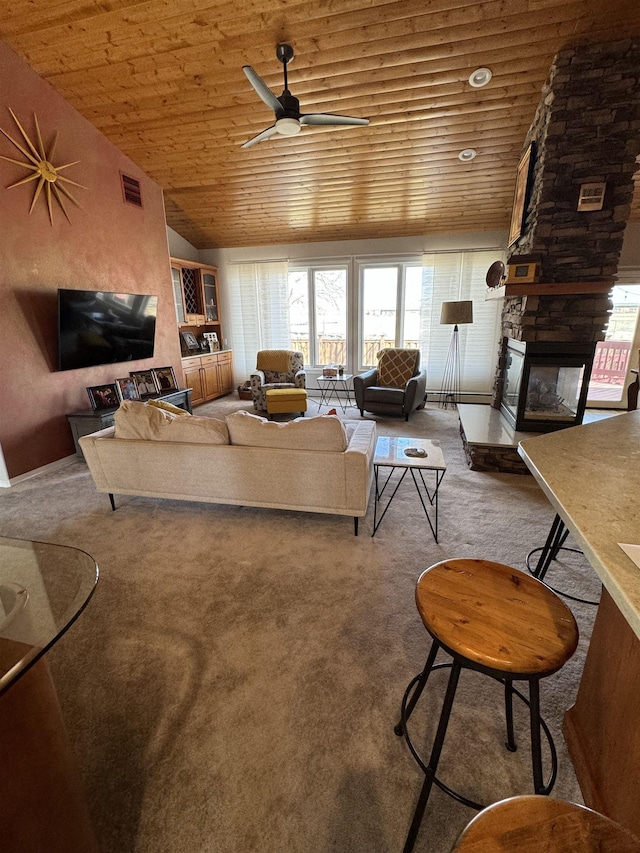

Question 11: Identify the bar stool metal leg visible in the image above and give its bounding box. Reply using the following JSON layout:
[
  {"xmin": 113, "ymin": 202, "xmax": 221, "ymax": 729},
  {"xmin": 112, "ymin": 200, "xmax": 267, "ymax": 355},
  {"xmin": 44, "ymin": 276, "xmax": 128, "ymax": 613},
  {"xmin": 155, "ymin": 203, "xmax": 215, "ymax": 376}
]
[
  {"xmin": 529, "ymin": 679, "xmax": 544, "ymax": 794},
  {"xmin": 394, "ymin": 640, "xmax": 440, "ymax": 736},
  {"xmin": 403, "ymin": 660, "xmax": 462, "ymax": 853},
  {"xmin": 504, "ymin": 679, "xmax": 517, "ymax": 752},
  {"xmin": 533, "ymin": 514, "xmax": 567, "ymax": 581},
  {"xmin": 527, "ymin": 514, "xmax": 599, "ymax": 607}
]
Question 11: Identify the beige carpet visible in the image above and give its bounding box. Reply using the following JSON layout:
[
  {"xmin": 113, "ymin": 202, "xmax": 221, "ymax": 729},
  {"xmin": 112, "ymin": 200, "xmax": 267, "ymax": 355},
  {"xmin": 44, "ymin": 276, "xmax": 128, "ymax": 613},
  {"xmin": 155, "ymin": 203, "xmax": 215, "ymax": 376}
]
[{"xmin": 0, "ymin": 397, "xmax": 600, "ymax": 853}]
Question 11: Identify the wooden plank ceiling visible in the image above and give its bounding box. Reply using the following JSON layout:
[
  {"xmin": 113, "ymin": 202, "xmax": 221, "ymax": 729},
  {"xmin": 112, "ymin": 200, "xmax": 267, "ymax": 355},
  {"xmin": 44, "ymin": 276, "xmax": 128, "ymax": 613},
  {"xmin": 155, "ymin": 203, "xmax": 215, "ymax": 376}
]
[{"xmin": 1, "ymin": 0, "xmax": 639, "ymax": 249}]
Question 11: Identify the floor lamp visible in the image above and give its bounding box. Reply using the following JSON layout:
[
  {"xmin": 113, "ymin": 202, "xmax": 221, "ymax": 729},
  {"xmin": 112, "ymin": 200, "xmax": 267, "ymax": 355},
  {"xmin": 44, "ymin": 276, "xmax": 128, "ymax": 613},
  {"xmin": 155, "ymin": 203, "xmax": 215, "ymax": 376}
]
[{"xmin": 439, "ymin": 300, "xmax": 473, "ymax": 408}]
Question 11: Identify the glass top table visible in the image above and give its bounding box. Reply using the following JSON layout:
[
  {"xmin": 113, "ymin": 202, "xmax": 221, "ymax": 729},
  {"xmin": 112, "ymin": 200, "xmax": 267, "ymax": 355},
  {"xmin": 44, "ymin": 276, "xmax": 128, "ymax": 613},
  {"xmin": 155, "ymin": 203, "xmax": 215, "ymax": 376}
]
[
  {"xmin": 0, "ymin": 536, "xmax": 99, "ymax": 697},
  {"xmin": 316, "ymin": 373, "xmax": 354, "ymax": 412}
]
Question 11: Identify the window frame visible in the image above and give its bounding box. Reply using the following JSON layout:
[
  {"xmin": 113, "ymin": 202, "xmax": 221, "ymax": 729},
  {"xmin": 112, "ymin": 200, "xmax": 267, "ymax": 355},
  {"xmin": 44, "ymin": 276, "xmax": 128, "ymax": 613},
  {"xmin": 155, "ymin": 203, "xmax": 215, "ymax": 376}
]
[
  {"xmin": 356, "ymin": 256, "xmax": 424, "ymax": 371},
  {"xmin": 288, "ymin": 260, "xmax": 350, "ymax": 368}
]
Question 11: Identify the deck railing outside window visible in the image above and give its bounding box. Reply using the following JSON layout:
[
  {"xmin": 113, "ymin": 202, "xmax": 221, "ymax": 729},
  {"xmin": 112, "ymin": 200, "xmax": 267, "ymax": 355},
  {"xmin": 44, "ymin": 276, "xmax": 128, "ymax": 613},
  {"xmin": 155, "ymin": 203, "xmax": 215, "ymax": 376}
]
[{"xmin": 292, "ymin": 338, "xmax": 419, "ymax": 368}]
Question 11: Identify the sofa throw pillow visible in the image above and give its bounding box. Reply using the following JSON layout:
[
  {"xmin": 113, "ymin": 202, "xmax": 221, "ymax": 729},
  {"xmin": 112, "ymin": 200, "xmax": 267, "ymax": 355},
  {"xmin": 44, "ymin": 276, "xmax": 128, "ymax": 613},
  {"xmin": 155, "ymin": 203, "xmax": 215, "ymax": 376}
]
[
  {"xmin": 114, "ymin": 400, "xmax": 228, "ymax": 444},
  {"xmin": 160, "ymin": 415, "xmax": 229, "ymax": 445},
  {"xmin": 377, "ymin": 348, "xmax": 418, "ymax": 388},
  {"xmin": 114, "ymin": 400, "xmax": 177, "ymax": 439},
  {"xmin": 146, "ymin": 399, "xmax": 191, "ymax": 417},
  {"xmin": 226, "ymin": 410, "xmax": 347, "ymax": 452}
]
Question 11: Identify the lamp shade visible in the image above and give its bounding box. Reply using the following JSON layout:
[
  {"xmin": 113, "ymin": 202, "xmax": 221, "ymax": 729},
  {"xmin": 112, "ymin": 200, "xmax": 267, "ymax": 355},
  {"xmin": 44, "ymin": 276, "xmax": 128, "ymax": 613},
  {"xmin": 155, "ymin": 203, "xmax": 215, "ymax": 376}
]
[{"xmin": 440, "ymin": 300, "xmax": 473, "ymax": 326}]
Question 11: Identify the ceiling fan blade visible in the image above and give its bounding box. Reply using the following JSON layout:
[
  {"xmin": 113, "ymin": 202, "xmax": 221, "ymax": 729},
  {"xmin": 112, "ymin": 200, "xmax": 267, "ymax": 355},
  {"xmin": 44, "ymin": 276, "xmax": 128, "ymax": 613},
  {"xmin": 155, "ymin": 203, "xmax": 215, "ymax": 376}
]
[
  {"xmin": 300, "ymin": 114, "xmax": 370, "ymax": 126},
  {"xmin": 241, "ymin": 125, "xmax": 278, "ymax": 149},
  {"xmin": 242, "ymin": 66, "xmax": 282, "ymax": 114}
]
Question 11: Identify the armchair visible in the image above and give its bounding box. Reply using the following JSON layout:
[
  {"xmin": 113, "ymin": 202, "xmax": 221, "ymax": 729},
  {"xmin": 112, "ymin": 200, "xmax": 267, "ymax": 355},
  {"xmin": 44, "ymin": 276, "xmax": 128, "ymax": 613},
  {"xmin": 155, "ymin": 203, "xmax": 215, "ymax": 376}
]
[
  {"xmin": 353, "ymin": 348, "xmax": 426, "ymax": 421},
  {"xmin": 250, "ymin": 350, "xmax": 306, "ymax": 414}
]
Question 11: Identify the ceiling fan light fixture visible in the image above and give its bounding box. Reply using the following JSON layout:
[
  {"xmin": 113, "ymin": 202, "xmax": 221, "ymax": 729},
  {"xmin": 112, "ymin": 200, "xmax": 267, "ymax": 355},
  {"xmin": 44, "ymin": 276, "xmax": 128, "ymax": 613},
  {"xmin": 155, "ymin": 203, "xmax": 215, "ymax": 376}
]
[
  {"xmin": 275, "ymin": 117, "xmax": 301, "ymax": 136},
  {"xmin": 468, "ymin": 67, "xmax": 492, "ymax": 88},
  {"xmin": 242, "ymin": 45, "xmax": 369, "ymax": 148},
  {"xmin": 458, "ymin": 148, "xmax": 477, "ymax": 162}
]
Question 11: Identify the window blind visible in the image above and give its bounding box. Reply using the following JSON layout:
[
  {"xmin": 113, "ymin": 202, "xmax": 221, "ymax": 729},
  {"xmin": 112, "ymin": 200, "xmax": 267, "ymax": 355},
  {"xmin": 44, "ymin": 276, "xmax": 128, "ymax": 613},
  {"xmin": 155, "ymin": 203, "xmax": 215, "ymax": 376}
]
[
  {"xmin": 226, "ymin": 261, "xmax": 290, "ymax": 378},
  {"xmin": 420, "ymin": 250, "xmax": 503, "ymax": 394}
]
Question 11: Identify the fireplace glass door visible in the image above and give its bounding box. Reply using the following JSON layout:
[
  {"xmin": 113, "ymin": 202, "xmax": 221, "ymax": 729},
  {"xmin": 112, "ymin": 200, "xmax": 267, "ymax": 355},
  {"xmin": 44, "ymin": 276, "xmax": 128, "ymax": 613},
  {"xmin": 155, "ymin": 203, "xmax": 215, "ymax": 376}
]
[
  {"xmin": 525, "ymin": 363, "xmax": 584, "ymax": 424},
  {"xmin": 501, "ymin": 339, "xmax": 595, "ymax": 432}
]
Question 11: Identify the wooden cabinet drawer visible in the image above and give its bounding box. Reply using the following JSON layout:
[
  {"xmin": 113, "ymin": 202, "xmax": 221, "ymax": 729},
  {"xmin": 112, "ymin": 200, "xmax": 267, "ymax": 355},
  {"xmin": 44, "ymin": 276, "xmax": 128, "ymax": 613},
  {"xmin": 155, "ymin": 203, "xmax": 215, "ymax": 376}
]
[
  {"xmin": 181, "ymin": 356, "xmax": 202, "ymax": 369},
  {"xmin": 184, "ymin": 313, "xmax": 206, "ymax": 327},
  {"xmin": 200, "ymin": 354, "xmax": 219, "ymax": 366}
]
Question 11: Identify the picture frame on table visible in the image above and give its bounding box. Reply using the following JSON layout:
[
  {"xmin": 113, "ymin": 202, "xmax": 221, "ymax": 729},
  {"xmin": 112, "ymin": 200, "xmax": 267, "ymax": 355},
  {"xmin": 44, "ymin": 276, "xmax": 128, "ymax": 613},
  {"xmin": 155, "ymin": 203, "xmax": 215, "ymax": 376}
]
[
  {"xmin": 508, "ymin": 141, "xmax": 535, "ymax": 248},
  {"xmin": 115, "ymin": 377, "xmax": 140, "ymax": 402},
  {"xmin": 130, "ymin": 369, "xmax": 158, "ymax": 398},
  {"xmin": 86, "ymin": 383, "xmax": 120, "ymax": 411},
  {"xmin": 152, "ymin": 366, "xmax": 178, "ymax": 392}
]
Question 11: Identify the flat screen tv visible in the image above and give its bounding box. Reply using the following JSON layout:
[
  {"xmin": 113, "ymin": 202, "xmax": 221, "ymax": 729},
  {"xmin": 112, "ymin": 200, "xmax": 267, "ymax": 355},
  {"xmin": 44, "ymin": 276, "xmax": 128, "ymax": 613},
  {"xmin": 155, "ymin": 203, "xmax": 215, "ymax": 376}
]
[{"xmin": 58, "ymin": 289, "xmax": 158, "ymax": 371}]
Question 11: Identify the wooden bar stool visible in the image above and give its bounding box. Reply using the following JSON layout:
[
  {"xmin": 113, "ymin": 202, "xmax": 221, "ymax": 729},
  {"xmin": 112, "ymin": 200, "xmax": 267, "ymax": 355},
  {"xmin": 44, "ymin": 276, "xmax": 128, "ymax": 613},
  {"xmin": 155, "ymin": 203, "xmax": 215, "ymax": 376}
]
[
  {"xmin": 395, "ymin": 558, "xmax": 579, "ymax": 853},
  {"xmin": 451, "ymin": 795, "xmax": 640, "ymax": 852}
]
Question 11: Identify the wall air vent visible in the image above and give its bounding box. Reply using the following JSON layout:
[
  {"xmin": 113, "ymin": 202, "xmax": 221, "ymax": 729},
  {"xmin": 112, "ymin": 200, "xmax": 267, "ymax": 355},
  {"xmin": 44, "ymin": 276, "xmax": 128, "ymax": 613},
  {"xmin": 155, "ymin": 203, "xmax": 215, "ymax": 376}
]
[{"xmin": 120, "ymin": 173, "xmax": 143, "ymax": 207}]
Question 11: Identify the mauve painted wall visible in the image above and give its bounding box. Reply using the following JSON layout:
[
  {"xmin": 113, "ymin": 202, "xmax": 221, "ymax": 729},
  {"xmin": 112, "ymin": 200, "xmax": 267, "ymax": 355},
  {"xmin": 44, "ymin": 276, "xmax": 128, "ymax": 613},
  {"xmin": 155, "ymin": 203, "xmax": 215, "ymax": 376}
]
[{"xmin": 0, "ymin": 41, "xmax": 183, "ymax": 479}]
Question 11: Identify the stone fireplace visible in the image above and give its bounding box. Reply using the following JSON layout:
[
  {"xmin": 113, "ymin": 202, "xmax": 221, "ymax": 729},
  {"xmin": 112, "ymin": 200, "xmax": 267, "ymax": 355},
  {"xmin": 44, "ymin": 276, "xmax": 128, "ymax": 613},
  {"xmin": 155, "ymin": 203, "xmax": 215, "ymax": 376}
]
[
  {"xmin": 461, "ymin": 38, "xmax": 640, "ymax": 471},
  {"xmin": 493, "ymin": 38, "xmax": 640, "ymax": 430}
]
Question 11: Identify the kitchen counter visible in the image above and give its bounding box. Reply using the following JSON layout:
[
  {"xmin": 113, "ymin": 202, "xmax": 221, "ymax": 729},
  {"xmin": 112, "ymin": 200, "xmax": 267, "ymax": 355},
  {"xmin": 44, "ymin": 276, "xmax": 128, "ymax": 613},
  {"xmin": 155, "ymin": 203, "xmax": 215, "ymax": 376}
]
[
  {"xmin": 518, "ymin": 411, "xmax": 640, "ymax": 835},
  {"xmin": 518, "ymin": 410, "xmax": 640, "ymax": 638}
]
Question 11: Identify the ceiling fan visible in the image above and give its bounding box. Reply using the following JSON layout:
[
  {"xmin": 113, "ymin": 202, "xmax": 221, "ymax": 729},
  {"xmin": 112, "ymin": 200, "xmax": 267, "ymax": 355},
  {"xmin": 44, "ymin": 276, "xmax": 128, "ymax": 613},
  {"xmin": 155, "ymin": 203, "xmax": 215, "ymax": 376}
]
[{"xmin": 241, "ymin": 43, "xmax": 369, "ymax": 148}]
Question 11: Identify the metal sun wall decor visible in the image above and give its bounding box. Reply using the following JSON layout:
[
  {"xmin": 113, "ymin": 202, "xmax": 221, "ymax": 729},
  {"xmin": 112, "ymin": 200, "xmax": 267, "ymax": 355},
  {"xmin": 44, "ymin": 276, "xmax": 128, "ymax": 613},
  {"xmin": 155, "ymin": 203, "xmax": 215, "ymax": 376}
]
[{"xmin": 0, "ymin": 107, "xmax": 86, "ymax": 225}]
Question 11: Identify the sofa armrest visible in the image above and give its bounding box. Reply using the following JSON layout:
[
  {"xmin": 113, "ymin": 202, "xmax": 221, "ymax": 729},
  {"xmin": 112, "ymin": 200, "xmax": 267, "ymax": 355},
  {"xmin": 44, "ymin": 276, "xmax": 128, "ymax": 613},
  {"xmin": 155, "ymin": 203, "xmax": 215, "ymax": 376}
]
[
  {"xmin": 79, "ymin": 427, "xmax": 116, "ymax": 491},
  {"xmin": 344, "ymin": 420, "xmax": 377, "ymax": 512},
  {"xmin": 344, "ymin": 420, "xmax": 376, "ymax": 455},
  {"xmin": 353, "ymin": 369, "xmax": 378, "ymax": 409},
  {"xmin": 294, "ymin": 368, "xmax": 306, "ymax": 388},
  {"xmin": 250, "ymin": 369, "xmax": 266, "ymax": 387}
]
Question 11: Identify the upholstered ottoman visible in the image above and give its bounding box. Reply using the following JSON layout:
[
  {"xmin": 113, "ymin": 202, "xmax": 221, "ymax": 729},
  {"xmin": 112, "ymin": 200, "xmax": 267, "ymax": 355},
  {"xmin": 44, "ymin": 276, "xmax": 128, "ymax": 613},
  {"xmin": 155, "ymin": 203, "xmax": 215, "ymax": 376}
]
[{"xmin": 265, "ymin": 387, "xmax": 308, "ymax": 418}]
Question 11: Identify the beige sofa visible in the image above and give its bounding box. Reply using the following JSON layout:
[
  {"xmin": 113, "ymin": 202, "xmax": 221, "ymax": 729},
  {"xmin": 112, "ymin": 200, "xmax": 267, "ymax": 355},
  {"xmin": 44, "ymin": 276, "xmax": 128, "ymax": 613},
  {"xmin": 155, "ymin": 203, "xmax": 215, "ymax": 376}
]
[{"xmin": 79, "ymin": 403, "xmax": 377, "ymax": 534}]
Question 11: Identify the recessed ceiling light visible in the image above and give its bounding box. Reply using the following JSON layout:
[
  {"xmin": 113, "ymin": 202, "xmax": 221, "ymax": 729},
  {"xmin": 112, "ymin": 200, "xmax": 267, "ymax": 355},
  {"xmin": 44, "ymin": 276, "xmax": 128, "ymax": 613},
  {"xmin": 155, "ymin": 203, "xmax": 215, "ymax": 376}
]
[
  {"xmin": 458, "ymin": 148, "xmax": 477, "ymax": 162},
  {"xmin": 469, "ymin": 67, "xmax": 492, "ymax": 88}
]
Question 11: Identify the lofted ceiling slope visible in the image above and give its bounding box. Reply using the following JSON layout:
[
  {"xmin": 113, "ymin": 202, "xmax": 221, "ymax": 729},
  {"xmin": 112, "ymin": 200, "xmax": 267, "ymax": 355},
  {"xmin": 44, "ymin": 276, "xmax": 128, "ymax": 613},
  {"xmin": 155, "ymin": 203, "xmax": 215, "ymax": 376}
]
[{"xmin": 1, "ymin": 0, "xmax": 639, "ymax": 249}]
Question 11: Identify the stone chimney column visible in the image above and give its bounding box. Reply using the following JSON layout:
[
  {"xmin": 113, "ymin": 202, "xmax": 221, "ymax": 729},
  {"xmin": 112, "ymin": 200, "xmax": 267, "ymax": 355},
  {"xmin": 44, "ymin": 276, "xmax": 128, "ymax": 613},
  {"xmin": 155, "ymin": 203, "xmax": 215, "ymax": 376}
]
[{"xmin": 492, "ymin": 39, "xmax": 640, "ymax": 406}]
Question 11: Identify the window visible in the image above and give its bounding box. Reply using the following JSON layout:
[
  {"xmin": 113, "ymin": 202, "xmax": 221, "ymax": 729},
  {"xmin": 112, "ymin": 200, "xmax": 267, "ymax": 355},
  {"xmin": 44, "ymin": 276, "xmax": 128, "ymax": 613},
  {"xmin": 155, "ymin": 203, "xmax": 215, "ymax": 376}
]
[
  {"xmin": 359, "ymin": 262, "xmax": 423, "ymax": 365},
  {"xmin": 420, "ymin": 251, "xmax": 502, "ymax": 394},
  {"xmin": 227, "ymin": 251, "xmax": 502, "ymax": 395},
  {"xmin": 288, "ymin": 265, "xmax": 348, "ymax": 367},
  {"xmin": 587, "ymin": 281, "xmax": 640, "ymax": 406},
  {"xmin": 358, "ymin": 251, "xmax": 502, "ymax": 393}
]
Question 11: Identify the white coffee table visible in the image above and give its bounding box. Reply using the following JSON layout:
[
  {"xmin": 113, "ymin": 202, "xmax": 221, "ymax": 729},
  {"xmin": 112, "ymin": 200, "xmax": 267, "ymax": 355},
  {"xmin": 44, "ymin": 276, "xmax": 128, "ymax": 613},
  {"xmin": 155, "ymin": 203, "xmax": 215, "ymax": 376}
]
[{"xmin": 372, "ymin": 436, "xmax": 446, "ymax": 541}]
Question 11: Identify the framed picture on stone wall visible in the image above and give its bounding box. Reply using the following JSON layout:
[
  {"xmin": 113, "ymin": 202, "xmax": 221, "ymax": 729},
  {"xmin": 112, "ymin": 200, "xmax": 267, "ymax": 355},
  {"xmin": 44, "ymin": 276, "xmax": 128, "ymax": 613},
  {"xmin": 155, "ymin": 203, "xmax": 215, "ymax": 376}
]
[{"xmin": 508, "ymin": 142, "xmax": 535, "ymax": 248}]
